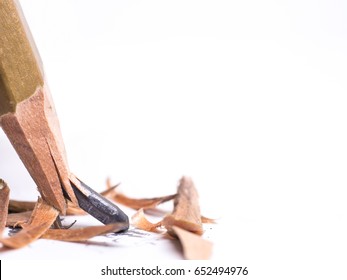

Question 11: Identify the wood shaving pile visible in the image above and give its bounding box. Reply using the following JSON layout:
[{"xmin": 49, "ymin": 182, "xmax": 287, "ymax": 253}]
[{"xmin": 0, "ymin": 176, "xmax": 214, "ymax": 259}]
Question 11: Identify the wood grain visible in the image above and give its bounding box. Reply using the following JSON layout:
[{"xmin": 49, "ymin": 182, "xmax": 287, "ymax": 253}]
[{"xmin": 1, "ymin": 87, "xmax": 77, "ymax": 212}]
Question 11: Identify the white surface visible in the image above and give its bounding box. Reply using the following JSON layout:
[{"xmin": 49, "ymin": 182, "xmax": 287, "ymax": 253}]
[{"xmin": 1, "ymin": 0, "xmax": 347, "ymax": 278}]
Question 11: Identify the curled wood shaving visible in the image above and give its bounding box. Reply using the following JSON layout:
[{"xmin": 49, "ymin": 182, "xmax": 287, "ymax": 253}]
[
  {"xmin": 114, "ymin": 193, "xmax": 176, "ymax": 210},
  {"xmin": 42, "ymin": 223, "xmax": 127, "ymax": 242},
  {"xmin": 24, "ymin": 198, "xmax": 59, "ymax": 227},
  {"xmin": 101, "ymin": 183, "xmax": 120, "ymax": 199},
  {"xmin": 0, "ymin": 180, "xmax": 10, "ymax": 234},
  {"xmin": 0, "ymin": 222, "xmax": 52, "ymax": 249},
  {"xmin": 105, "ymin": 177, "xmax": 113, "ymax": 190},
  {"xmin": 144, "ymin": 208, "xmax": 170, "ymax": 217},
  {"xmin": 6, "ymin": 211, "xmax": 32, "ymax": 228},
  {"xmin": 201, "ymin": 215, "xmax": 216, "ymax": 224},
  {"xmin": 66, "ymin": 201, "xmax": 86, "ymax": 216},
  {"xmin": 9, "ymin": 199, "xmax": 86, "ymax": 216},
  {"xmin": 162, "ymin": 176, "xmax": 203, "ymax": 235},
  {"xmin": 126, "ymin": 176, "xmax": 213, "ymax": 259},
  {"xmin": 101, "ymin": 180, "xmax": 176, "ymax": 210},
  {"xmin": 8, "ymin": 200, "xmax": 35, "ymax": 213},
  {"xmin": 131, "ymin": 209, "xmax": 162, "ymax": 233},
  {"xmin": 0, "ymin": 198, "xmax": 59, "ymax": 248},
  {"xmin": 172, "ymin": 226, "xmax": 212, "ymax": 260}
]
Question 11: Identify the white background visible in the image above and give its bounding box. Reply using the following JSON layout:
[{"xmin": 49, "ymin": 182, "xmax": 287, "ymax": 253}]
[{"xmin": 1, "ymin": 0, "xmax": 347, "ymax": 278}]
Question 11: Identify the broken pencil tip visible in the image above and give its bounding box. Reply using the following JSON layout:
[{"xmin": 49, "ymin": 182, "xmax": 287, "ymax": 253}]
[{"xmin": 69, "ymin": 178, "xmax": 129, "ymax": 232}]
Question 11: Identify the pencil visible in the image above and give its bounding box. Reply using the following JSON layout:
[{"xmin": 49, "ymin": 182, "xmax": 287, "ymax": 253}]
[{"xmin": 0, "ymin": 0, "xmax": 77, "ymax": 213}]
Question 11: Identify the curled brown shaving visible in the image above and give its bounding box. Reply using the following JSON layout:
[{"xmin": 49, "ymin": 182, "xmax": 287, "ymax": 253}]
[
  {"xmin": 172, "ymin": 226, "xmax": 213, "ymax": 260},
  {"xmin": 0, "ymin": 180, "xmax": 10, "ymax": 234},
  {"xmin": 113, "ymin": 193, "xmax": 176, "ymax": 210},
  {"xmin": 66, "ymin": 202, "xmax": 86, "ymax": 216},
  {"xmin": 0, "ymin": 222, "xmax": 52, "ymax": 249},
  {"xmin": 42, "ymin": 223, "xmax": 128, "ymax": 242},
  {"xmin": 162, "ymin": 176, "xmax": 203, "ymax": 235},
  {"xmin": 8, "ymin": 200, "xmax": 35, "ymax": 213},
  {"xmin": 131, "ymin": 209, "xmax": 162, "ymax": 233},
  {"xmin": 6, "ymin": 211, "xmax": 32, "ymax": 228},
  {"xmin": 201, "ymin": 215, "xmax": 216, "ymax": 224},
  {"xmin": 100, "ymin": 183, "xmax": 120, "ymax": 199},
  {"xmin": 0, "ymin": 198, "xmax": 59, "ymax": 249},
  {"xmin": 127, "ymin": 176, "xmax": 214, "ymax": 260},
  {"xmin": 9, "ymin": 199, "xmax": 86, "ymax": 216}
]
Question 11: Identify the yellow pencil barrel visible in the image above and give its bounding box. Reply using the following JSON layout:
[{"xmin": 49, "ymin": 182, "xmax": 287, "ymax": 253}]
[{"xmin": 0, "ymin": 0, "xmax": 43, "ymax": 115}]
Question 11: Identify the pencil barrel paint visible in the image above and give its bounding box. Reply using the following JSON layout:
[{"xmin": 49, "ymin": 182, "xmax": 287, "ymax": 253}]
[{"xmin": 0, "ymin": 0, "xmax": 44, "ymax": 115}]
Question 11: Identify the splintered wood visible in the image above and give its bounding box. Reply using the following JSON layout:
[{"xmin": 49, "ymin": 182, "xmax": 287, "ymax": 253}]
[
  {"xmin": 8, "ymin": 200, "xmax": 35, "ymax": 213},
  {"xmin": 0, "ymin": 0, "xmax": 78, "ymax": 214},
  {"xmin": 0, "ymin": 87, "xmax": 78, "ymax": 214}
]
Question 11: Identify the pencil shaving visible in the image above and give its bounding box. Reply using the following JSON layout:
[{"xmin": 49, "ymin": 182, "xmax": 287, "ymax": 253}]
[
  {"xmin": 131, "ymin": 209, "xmax": 162, "ymax": 233},
  {"xmin": 126, "ymin": 176, "xmax": 214, "ymax": 259},
  {"xmin": 201, "ymin": 215, "xmax": 216, "ymax": 224},
  {"xmin": 0, "ymin": 198, "xmax": 58, "ymax": 248},
  {"xmin": 113, "ymin": 193, "xmax": 176, "ymax": 210},
  {"xmin": 172, "ymin": 226, "xmax": 213, "ymax": 260},
  {"xmin": 162, "ymin": 176, "xmax": 203, "ymax": 236},
  {"xmin": 24, "ymin": 197, "xmax": 59, "ymax": 228},
  {"xmin": 100, "ymin": 183, "xmax": 120, "ymax": 199},
  {"xmin": 8, "ymin": 200, "xmax": 36, "ymax": 213},
  {"xmin": 0, "ymin": 222, "xmax": 52, "ymax": 249},
  {"xmin": 0, "ymin": 180, "xmax": 10, "ymax": 234},
  {"xmin": 42, "ymin": 223, "xmax": 127, "ymax": 242},
  {"xmin": 6, "ymin": 211, "xmax": 32, "ymax": 228}
]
